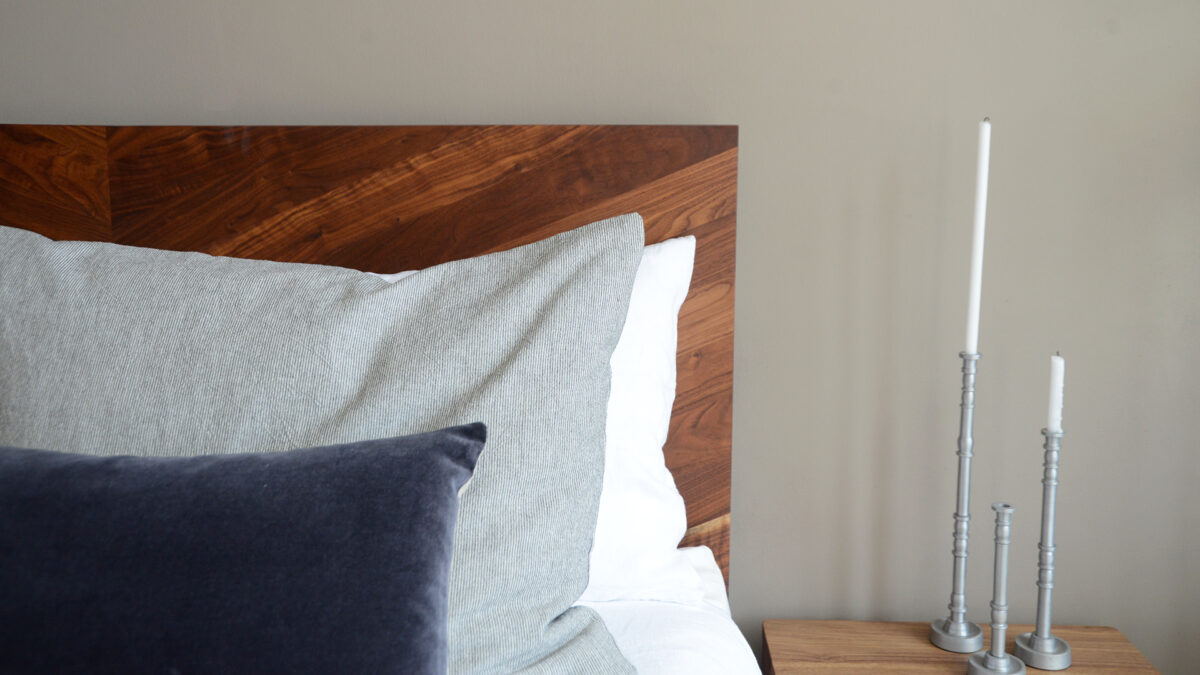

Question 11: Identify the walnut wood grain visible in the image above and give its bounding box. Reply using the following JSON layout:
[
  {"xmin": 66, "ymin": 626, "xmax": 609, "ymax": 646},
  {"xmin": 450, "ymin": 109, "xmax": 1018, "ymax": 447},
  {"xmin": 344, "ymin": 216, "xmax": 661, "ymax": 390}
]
[
  {"xmin": 0, "ymin": 124, "xmax": 738, "ymax": 582},
  {"xmin": 0, "ymin": 125, "xmax": 110, "ymax": 241},
  {"xmin": 762, "ymin": 620, "xmax": 1159, "ymax": 674},
  {"xmin": 681, "ymin": 514, "xmax": 731, "ymax": 574}
]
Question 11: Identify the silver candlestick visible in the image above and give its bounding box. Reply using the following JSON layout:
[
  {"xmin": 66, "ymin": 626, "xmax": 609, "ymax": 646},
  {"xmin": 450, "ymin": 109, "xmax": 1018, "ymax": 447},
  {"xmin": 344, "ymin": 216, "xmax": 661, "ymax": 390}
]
[
  {"xmin": 931, "ymin": 352, "xmax": 985, "ymax": 653},
  {"xmin": 968, "ymin": 503, "xmax": 1025, "ymax": 674},
  {"xmin": 1014, "ymin": 429, "xmax": 1072, "ymax": 670}
]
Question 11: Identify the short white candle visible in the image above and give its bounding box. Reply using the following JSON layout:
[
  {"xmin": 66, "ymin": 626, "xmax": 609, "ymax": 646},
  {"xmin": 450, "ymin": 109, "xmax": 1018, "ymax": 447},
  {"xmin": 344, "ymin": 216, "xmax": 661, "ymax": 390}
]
[
  {"xmin": 965, "ymin": 118, "xmax": 992, "ymax": 354},
  {"xmin": 1047, "ymin": 354, "xmax": 1065, "ymax": 433}
]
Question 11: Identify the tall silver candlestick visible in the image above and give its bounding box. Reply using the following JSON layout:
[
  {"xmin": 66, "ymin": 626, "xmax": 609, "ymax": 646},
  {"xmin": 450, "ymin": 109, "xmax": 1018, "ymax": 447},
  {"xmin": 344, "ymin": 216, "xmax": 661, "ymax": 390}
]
[
  {"xmin": 931, "ymin": 352, "xmax": 985, "ymax": 653},
  {"xmin": 967, "ymin": 503, "xmax": 1025, "ymax": 675},
  {"xmin": 1014, "ymin": 429, "xmax": 1072, "ymax": 670}
]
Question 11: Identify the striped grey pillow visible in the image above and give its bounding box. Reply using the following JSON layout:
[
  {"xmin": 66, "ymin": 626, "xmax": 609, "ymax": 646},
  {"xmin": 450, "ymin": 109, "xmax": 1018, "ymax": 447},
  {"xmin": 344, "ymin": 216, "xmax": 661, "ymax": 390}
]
[{"xmin": 0, "ymin": 215, "xmax": 643, "ymax": 674}]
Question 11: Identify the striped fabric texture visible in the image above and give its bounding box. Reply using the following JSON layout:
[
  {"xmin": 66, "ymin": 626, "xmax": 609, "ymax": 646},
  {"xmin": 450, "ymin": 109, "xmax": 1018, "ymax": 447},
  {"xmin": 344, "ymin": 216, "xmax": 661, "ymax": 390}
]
[{"xmin": 0, "ymin": 215, "xmax": 644, "ymax": 674}]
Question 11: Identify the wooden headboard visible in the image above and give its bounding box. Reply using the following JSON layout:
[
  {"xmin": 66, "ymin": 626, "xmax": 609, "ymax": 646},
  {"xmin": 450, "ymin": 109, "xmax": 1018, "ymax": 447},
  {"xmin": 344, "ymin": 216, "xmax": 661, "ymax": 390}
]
[{"xmin": 0, "ymin": 125, "xmax": 737, "ymax": 580}]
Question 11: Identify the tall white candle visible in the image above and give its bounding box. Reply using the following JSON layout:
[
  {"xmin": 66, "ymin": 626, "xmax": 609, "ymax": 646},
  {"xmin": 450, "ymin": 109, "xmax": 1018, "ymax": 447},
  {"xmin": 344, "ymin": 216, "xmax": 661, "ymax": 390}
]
[
  {"xmin": 964, "ymin": 118, "xmax": 992, "ymax": 354},
  {"xmin": 1047, "ymin": 354, "xmax": 1065, "ymax": 433}
]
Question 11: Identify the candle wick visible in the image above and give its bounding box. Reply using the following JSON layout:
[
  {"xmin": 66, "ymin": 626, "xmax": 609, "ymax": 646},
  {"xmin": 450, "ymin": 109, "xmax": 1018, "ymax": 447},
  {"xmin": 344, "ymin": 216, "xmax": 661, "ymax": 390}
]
[
  {"xmin": 983, "ymin": 116, "xmax": 990, "ymax": 123},
  {"xmin": 1056, "ymin": 350, "xmax": 1061, "ymax": 356}
]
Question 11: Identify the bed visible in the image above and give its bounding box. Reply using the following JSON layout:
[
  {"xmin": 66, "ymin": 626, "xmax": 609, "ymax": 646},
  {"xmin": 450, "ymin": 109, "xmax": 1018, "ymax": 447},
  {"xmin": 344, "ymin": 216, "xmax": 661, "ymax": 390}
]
[{"xmin": 0, "ymin": 125, "xmax": 751, "ymax": 673}]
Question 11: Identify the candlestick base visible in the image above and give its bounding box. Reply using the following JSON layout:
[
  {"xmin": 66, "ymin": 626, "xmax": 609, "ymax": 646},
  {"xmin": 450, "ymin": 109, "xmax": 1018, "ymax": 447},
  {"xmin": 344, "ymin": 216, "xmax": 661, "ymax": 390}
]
[
  {"xmin": 966, "ymin": 651, "xmax": 1026, "ymax": 675},
  {"xmin": 930, "ymin": 619, "xmax": 984, "ymax": 653},
  {"xmin": 1013, "ymin": 632, "xmax": 1071, "ymax": 670}
]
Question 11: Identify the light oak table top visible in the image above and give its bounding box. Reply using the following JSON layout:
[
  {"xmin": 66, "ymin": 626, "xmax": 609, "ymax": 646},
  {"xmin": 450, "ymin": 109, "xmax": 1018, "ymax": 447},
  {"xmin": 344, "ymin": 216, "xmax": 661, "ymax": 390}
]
[{"xmin": 762, "ymin": 620, "xmax": 1158, "ymax": 674}]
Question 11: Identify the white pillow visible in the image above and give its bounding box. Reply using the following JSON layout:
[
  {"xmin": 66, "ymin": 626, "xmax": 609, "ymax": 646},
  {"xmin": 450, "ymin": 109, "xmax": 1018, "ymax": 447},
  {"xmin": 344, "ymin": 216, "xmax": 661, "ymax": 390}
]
[
  {"xmin": 377, "ymin": 236, "xmax": 704, "ymax": 604},
  {"xmin": 579, "ymin": 235, "xmax": 705, "ymax": 604},
  {"xmin": 583, "ymin": 545, "xmax": 760, "ymax": 675}
]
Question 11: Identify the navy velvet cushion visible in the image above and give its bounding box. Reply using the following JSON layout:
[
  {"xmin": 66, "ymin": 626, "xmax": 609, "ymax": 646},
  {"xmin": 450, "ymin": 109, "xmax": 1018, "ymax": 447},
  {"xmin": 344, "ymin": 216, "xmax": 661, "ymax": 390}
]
[{"xmin": 0, "ymin": 423, "xmax": 485, "ymax": 675}]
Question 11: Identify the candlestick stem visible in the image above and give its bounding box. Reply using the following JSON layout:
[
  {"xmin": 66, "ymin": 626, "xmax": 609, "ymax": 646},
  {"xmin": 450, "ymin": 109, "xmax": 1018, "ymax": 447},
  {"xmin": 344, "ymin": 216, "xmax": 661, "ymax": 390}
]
[
  {"xmin": 930, "ymin": 352, "xmax": 984, "ymax": 653},
  {"xmin": 1034, "ymin": 430, "xmax": 1059, "ymax": 638},
  {"xmin": 967, "ymin": 504, "xmax": 1025, "ymax": 674},
  {"xmin": 1014, "ymin": 429, "xmax": 1072, "ymax": 669},
  {"xmin": 989, "ymin": 504, "xmax": 1013, "ymax": 660}
]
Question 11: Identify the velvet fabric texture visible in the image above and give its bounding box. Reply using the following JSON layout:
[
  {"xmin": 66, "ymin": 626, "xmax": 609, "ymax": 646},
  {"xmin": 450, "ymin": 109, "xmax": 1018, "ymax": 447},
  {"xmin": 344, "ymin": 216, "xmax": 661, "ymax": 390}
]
[{"xmin": 0, "ymin": 423, "xmax": 486, "ymax": 675}]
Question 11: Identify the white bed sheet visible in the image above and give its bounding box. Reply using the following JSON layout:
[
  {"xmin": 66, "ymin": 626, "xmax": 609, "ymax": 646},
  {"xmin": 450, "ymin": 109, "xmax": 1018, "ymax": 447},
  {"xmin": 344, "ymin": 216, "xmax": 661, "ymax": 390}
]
[{"xmin": 581, "ymin": 547, "xmax": 761, "ymax": 674}]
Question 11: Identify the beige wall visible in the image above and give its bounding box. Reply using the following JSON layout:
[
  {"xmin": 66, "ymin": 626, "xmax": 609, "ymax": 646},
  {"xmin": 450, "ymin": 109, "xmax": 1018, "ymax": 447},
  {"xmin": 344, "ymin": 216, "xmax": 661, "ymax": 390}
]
[{"xmin": 3, "ymin": 1, "xmax": 1197, "ymax": 671}]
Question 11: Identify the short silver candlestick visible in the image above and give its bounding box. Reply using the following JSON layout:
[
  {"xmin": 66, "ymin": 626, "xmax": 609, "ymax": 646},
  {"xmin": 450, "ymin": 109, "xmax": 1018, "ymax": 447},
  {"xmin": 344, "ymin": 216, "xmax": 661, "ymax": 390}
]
[
  {"xmin": 1014, "ymin": 429, "xmax": 1072, "ymax": 670},
  {"xmin": 968, "ymin": 503, "xmax": 1026, "ymax": 675},
  {"xmin": 931, "ymin": 352, "xmax": 985, "ymax": 653}
]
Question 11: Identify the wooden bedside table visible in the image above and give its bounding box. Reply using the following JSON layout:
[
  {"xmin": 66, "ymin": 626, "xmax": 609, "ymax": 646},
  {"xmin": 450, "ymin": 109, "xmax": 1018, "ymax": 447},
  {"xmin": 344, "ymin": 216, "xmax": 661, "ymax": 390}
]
[{"xmin": 762, "ymin": 620, "xmax": 1158, "ymax": 674}]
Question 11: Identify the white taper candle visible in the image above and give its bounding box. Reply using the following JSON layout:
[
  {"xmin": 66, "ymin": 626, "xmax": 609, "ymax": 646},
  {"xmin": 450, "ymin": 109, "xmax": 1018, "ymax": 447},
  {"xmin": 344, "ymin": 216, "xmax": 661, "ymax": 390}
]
[
  {"xmin": 1048, "ymin": 354, "xmax": 1065, "ymax": 433},
  {"xmin": 965, "ymin": 118, "xmax": 992, "ymax": 354}
]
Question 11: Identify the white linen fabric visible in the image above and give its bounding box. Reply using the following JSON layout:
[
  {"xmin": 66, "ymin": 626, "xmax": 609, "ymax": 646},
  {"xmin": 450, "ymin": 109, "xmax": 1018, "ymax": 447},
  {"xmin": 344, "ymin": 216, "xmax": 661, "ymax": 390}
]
[
  {"xmin": 580, "ymin": 235, "xmax": 703, "ymax": 604},
  {"xmin": 586, "ymin": 546, "xmax": 761, "ymax": 674},
  {"xmin": 576, "ymin": 236, "xmax": 759, "ymax": 671}
]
